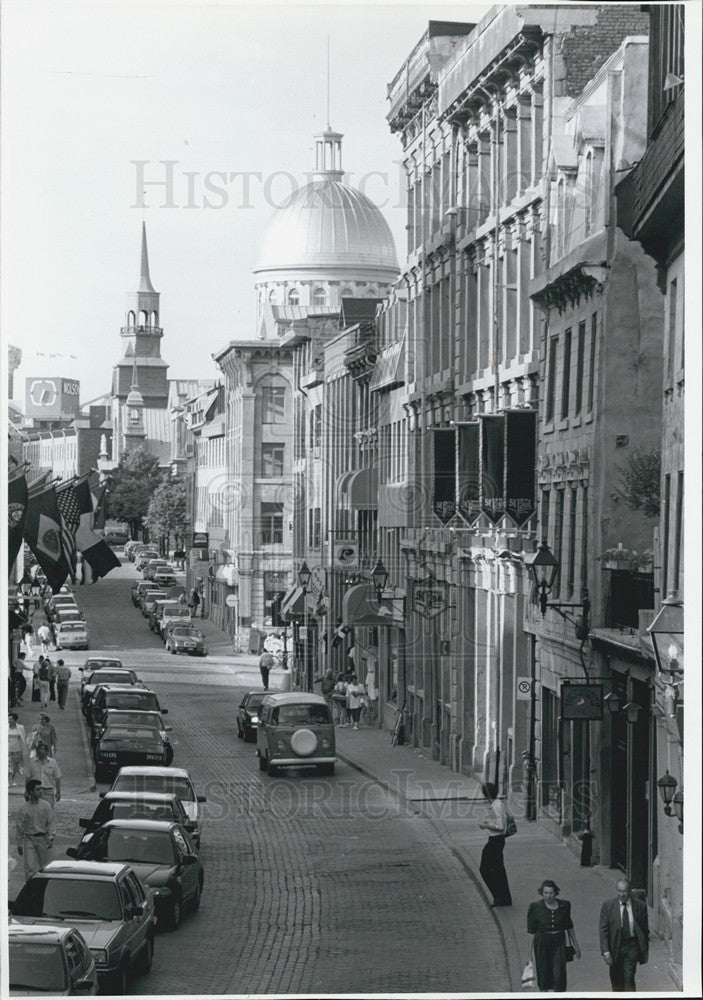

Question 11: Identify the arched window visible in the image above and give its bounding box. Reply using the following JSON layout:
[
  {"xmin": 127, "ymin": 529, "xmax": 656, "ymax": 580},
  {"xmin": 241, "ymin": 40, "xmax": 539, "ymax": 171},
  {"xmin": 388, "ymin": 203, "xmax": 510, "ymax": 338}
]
[
  {"xmin": 312, "ymin": 287, "xmax": 327, "ymax": 306},
  {"xmin": 127, "ymin": 311, "xmax": 136, "ymax": 326},
  {"xmin": 268, "ymin": 288, "xmax": 279, "ymax": 303},
  {"xmin": 138, "ymin": 310, "xmax": 148, "ymax": 326},
  {"xmin": 150, "ymin": 311, "xmax": 158, "ymax": 326},
  {"xmin": 288, "ymin": 289, "xmax": 299, "ymax": 306},
  {"xmin": 583, "ymin": 152, "xmax": 593, "ymax": 237}
]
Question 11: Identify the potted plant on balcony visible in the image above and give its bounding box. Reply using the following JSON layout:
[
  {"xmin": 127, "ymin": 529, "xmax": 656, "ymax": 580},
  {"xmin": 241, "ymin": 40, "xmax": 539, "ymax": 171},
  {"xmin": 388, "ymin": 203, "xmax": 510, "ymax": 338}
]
[{"xmin": 599, "ymin": 545, "xmax": 654, "ymax": 572}]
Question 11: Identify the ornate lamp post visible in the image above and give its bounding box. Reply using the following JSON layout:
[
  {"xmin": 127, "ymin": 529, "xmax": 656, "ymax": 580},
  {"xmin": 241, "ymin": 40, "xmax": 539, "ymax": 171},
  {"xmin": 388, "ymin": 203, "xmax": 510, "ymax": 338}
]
[
  {"xmin": 298, "ymin": 561, "xmax": 311, "ymax": 691},
  {"xmin": 371, "ymin": 558, "xmax": 389, "ymax": 603},
  {"xmin": 648, "ymin": 590, "xmax": 684, "ymax": 681}
]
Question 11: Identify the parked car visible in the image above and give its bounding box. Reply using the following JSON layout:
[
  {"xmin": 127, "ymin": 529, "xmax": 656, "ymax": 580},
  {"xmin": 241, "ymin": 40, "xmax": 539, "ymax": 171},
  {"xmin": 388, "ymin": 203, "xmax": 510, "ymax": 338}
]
[
  {"xmin": 104, "ymin": 529, "xmax": 129, "ymax": 547},
  {"xmin": 143, "ymin": 560, "xmax": 170, "ymax": 581},
  {"xmin": 93, "ymin": 724, "xmax": 172, "ymax": 782},
  {"xmin": 164, "ymin": 624, "xmax": 206, "ymax": 656},
  {"xmin": 9, "ymin": 860, "xmax": 156, "ymax": 995},
  {"xmin": 54, "ymin": 609, "xmax": 85, "ymax": 627},
  {"xmin": 46, "ymin": 594, "xmax": 80, "ymax": 618},
  {"xmin": 256, "ymin": 692, "xmax": 336, "ymax": 776},
  {"xmin": 88, "ymin": 687, "xmax": 167, "ymax": 737},
  {"xmin": 127, "ymin": 542, "xmax": 150, "ymax": 562},
  {"xmin": 67, "ymin": 820, "xmax": 203, "ymax": 930},
  {"xmin": 8, "ymin": 923, "xmax": 98, "ymax": 996},
  {"xmin": 131, "ymin": 581, "xmax": 155, "ymax": 606},
  {"xmin": 77, "ymin": 791, "xmax": 196, "ymax": 846},
  {"xmin": 135, "ymin": 550, "xmax": 159, "ymax": 571},
  {"xmin": 54, "ymin": 621, "xmax": 89, "ymax": 651},
  {"xmin": 152, "ymin": 568, "xmax": 177, "ymax": 588},
  {"xmin": 140, "ymin": 590, "xmax": 167, "ymax": 618},
  {"xmin": 91, "ymin": 708, "xmax": 173, "ymax": 744},
  {"xmin": 236, "ymin": 690, "xmax": 267, "ymax": 742},
  {"xmin": 155, "ymin": 604, "xmax": 191, "ymax": 637},
  {"xmin": 109, "ymin": 767, "xmax": 206, "ymax": 846},
  {"xmin": 80, "ymin": 668, "xmax": 139, "ymax": 714},
  {"xmin": 82, "ymin": 657, "xmax": 124, "ymax": 673}
]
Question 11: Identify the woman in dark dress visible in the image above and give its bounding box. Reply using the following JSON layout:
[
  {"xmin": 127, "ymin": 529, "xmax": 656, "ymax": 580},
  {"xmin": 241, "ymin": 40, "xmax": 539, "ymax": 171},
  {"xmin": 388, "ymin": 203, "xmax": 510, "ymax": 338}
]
[{"xmin": 527, "ymin": 879, "xmax": 581, "ymax": 991}]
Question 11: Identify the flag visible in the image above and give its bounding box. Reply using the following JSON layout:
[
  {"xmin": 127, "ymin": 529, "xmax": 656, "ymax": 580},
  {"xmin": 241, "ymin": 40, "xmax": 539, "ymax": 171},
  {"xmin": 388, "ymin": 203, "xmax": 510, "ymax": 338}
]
[
  {"xmin": 75, "ymin": 477, "xmax": 120, "ymax": 579},
  {"xmin": 93, "ymin": 483, "xmax": 109, "ymax": 530},
  {"xmin": 480, "ymin": 415, "xmax": 506, "ymax": 524},
  {"xmin": 24, "ymin": 485, "xmax": 71, "ymax": 592},
  {"xmin": 56, "ymin": 483, "xmax": 81, "ymax": 578},
  {"xmin": 27, "ymin": 470, "xmax": 52, "ymax": 494},
  {"xmin": 8, "ymin": 472, "xmax": 28, "ymax": 574},
  {"xmin": 432, "ymin": 429, "xmax": 456, "ymax": 524},
  {"xmin": 505, "ymin": 410, "xmax": 537, "ymax": 528}
]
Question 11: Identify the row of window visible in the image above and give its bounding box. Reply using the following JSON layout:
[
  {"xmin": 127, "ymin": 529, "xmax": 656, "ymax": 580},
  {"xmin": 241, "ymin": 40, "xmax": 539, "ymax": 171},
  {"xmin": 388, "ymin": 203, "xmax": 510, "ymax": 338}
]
[
  {"xmin": 545, "ymin": 313, "xmax": 598, "ymax": 425},
  {"xmin": 541, "ymin": 484, "xmax": 588, "ymax": 602},
  {"xmin": 265, "ymin": 287, "xmax": 358, "ymax": 306},
  {"xmin": 126, "ymin": 310, "xmax": 158, "ymax": 327},
  {"xmin": 196, "ymin": 436, "xmax": 225, "ymax": 468}
]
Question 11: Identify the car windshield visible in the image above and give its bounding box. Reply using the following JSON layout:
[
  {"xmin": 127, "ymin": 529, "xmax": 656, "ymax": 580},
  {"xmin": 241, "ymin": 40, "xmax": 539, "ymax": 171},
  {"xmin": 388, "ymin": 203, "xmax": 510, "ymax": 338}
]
[
  {"xmin": 173, "ymin": 627, "xmax": 198, "ymax": 637},
  {"xmin": 9, "ymin": 941, "xmax": 67, "ymax": 991},
  {"xmin": 113, "ymin": 774, "xmax": 195, "ymax": 801},
  {"xmin": 13, "ymin": 877, "xmax": 122, "ymax": 921},
  {"xmin": 165, "ymin": 608, "xmax": 190, "ymax": 618},
  {"xmin": 59, "ymin": 623, "xmax": 86, "ymax": 633},
  {"xmin": 87, "ymin": 661, "xmax": 122, "ymax": 670},
  {"xmin": 102, "ymin": 726, "xmax": 162, "ymax": 742},
  {"xmin": 101, "ymin": 828, "xmax": 176, "ymax": 866},
  {"xmin": 106, "ymin": 711, "xmax": 159, "ymax": 726},
  {"xmin": 112, "ymin": 801, "xmax": 176, "ymax": 822},
  {"xmin": 243, "ymin": 695, "xmax": 265, "ymax": 712},
  {"xmin": 105, "ymin": 693, "xmax": 159, "ymax": 711},
  {"xmin": 273, "ymin": 704, "xmax": 332, "ymax": 725},
  {"xmin": 90, "ymin": 672, "xmax": 132, "ymax": 686}
]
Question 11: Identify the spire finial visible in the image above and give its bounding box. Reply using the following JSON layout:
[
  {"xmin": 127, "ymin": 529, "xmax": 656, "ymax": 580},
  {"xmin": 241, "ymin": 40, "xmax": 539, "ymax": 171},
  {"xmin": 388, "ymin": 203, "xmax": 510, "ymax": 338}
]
[
  {"xmin": 139, "ymin": 222, "xmax": 156, "ymax": 293},
  {"xmin": 326, "ymin": 34, "xmax": 331, "ymax": 129}
]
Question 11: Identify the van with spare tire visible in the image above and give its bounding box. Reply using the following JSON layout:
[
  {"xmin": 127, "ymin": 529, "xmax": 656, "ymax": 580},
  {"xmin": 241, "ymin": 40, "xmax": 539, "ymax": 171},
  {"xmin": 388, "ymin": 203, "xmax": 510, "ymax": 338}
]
[{"xmin": 256, "ymin": 692, "xmax": 336, "ymax": 776}]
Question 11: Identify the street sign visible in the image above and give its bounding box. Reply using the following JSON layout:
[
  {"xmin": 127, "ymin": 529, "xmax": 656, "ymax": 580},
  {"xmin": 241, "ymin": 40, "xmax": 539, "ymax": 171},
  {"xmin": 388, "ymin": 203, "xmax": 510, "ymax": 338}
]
[
  {"xmin": 225, "ymin": 594, "xmax": 237, "ymax": 608},
  {"xmin": 516, "ymin": 677, "xmax": 532, "ymax": 700}
]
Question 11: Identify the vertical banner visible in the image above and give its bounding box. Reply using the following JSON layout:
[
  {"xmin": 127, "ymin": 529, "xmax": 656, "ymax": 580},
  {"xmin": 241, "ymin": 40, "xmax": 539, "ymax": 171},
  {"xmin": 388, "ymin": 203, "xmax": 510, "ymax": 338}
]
[
  {"xmin": 505, "ymin": 410, "xmax": 537, "ymax": 527},
  {"xmin": 432, "ymin": 428, "xmax": 456, "ymax": 523},
  {"xmin": 480, "ymin": 414, "xmax": 505, "ymax": 524},
  {"xmin": 456, "ymin": 422, "xmax": 482, "ymax": 525}
]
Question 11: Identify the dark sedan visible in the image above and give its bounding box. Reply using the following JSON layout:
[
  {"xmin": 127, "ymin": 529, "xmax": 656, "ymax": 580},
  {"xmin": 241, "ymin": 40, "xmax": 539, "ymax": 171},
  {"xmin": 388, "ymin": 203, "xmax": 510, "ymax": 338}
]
[
  {"xmin": 93, "ymin": 725, "xmax": 171, "ymax": 783},
  {"xmin": 164, "ymin": 624, "xmax": 207, "ymax": 656},
  {"xmin": 67, "ymin": 820, "xmax": 203, "ymax": 930},
  {"xmin": 236, "ymin": 690, "xmax": 267, "ymax": 742},
  {"xmin": 78, "ymin": 791, "xmax": 196, "ymax": 845}
]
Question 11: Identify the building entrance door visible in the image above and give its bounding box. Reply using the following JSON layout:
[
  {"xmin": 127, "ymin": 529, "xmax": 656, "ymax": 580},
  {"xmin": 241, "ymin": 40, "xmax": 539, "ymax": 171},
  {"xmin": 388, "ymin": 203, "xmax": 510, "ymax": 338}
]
[{"xmin": 610, "ymin": 675, "xmax": 628, "ymax": 871}]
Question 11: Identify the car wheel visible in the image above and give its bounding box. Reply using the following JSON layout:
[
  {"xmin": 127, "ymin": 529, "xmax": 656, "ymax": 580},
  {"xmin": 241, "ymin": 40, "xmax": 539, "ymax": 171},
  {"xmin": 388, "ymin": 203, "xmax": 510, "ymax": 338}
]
[
  {"xmin": 94, "ymin": 765, "xmax": 107, "ymax": 783},
  {"xmin": 191, "ymin": 876, "xmax": 203, "ymax": 912},
  {"xmin": 168, "ymin": 896, "xmax": 182, "ymax": 930},
  {"xmin": 318, "ymin": 763, "xmax": 335, "ymax": 777},
  {"xmin": 258, "ymin": 751, "xmax": 266, "ymax": 771},
  {"xmin": 135, "ymin": 935, "xmax": 154, "ymax": 976},
  {"xmin": 165, "ymin": 745, "xmax": 174, "ymax": 765},
  {"xmin": 171, "ymin": 646, "xmax": 176, "ymax": 655},
  {"xmin": 237, "ymin": 723, "xmax": 243, "ymax": 739}
]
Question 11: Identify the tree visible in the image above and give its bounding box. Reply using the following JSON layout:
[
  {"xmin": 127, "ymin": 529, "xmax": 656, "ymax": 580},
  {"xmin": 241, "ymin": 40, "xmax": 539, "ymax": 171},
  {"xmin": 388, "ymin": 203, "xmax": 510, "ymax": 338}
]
[
  {"xmin": 612, "ymin": 448, "xmax": 661, "ymax": 519},
  {"xmin": 106, "ymin": 447, "xmax": 163, "ymax": 539},
  {"xmin": 143, "ymin": 477, "xmax": 188, "ymax": 554}
]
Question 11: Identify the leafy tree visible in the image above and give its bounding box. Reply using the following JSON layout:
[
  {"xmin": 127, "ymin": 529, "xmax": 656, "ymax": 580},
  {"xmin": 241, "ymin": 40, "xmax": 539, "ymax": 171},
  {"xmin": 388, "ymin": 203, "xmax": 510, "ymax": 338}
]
[
  {"xmin": 106, "ymin": 447, "xmax": 163, "ymax": 539},
  {"xmin": 143, "ymin": 477, "xmax": 188, "ymax": 554},
  {"xmin": 613, "ymin": 448, "xmax": 661, "ymax": 519}
]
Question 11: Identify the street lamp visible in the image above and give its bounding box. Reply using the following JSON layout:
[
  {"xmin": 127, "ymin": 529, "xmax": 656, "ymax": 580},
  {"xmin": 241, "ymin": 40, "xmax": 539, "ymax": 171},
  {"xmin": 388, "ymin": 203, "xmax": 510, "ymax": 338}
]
[
  {"xmin": 604, "ymin": 691, "xmax": 621, "ymax": 715},
  {"xmin": 371, "ymin": 559, "xmax": 389, "ymax": 602},
  {"xmin": 657, "ymin": 770, "xmax": 678, "ymax": 816},
  {"xmin": 527, "ymin": 540, "xmax": 591, "ymax": 636},
  {"xmin": 648, "ymin": 590, "xmax": 684, "ymax": 681},
  {"xmin": 298, "ymin": 562, "xmax": 311, "ymax": 691}
]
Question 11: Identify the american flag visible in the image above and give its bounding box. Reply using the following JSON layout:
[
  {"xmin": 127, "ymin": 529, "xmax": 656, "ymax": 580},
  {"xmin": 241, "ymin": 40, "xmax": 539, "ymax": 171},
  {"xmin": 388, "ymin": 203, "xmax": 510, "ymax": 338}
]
[{"xmin": 56, "ymin": 483, "xmax": 80, "ymax": 577}]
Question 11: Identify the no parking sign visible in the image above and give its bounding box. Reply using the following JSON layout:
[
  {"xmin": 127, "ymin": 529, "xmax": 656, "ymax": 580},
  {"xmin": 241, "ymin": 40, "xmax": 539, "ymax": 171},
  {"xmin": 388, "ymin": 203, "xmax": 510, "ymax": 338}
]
[{"xmin": 516, "ymin": 677, "xmax": 532, "ymax": 700}]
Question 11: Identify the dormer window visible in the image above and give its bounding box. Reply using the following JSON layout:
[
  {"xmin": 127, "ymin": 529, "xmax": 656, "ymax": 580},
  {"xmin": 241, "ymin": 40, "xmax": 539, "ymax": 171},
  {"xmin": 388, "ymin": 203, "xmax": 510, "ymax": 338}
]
[{"xmin": 288, "ymin": 289, "xmax": 300, "ymax": 306}]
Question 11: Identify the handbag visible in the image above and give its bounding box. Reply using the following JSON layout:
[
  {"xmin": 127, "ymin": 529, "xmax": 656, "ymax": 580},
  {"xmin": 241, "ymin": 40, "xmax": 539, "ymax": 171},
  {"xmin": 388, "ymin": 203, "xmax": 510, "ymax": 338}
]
[
  {"xmin": 565, "ymin": 943, "xmax": 575, "ymax": 963},
  {"xmin": 505, "ymin": 812, "xmax": 518, "ymax": 837},
  {"xmin": 521, "ymin": 961, "xmax": 535, "ymax": 989}
]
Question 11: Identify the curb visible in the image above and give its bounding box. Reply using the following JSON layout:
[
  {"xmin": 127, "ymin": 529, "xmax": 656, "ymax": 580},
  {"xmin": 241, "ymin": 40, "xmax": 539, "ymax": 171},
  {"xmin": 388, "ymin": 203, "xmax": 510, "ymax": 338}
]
[
  {"xmin": 335, "ymin": 749, "xmax": 419, "ymax": 812},
  {"xmin": 76, "ymin": 689, "xmax": 97, "ymax": 793}
]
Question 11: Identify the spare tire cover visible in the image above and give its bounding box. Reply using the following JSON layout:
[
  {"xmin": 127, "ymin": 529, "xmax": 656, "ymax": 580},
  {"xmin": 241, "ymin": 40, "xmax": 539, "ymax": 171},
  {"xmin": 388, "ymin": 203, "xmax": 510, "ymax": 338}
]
[{"xmin": 290, "ymin": 728, "xmax": 318, "ymax": 757}]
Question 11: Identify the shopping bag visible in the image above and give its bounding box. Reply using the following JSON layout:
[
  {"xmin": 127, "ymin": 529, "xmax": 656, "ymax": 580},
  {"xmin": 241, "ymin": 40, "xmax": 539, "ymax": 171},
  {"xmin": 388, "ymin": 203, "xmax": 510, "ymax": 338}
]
[
  {"xmin": 521, "ymin": 961, "xmax": 535, "ymax": 989},
  {"xmin": 505, "ymin": 812, "xmax": 518, "ymax": 837}
]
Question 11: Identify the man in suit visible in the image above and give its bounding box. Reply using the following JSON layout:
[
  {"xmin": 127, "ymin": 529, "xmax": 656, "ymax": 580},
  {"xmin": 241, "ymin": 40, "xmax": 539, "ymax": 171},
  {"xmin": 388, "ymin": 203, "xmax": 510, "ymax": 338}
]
[{"xmin": 599, "ymin": 878, "xmax": 649, "ymax": 990}]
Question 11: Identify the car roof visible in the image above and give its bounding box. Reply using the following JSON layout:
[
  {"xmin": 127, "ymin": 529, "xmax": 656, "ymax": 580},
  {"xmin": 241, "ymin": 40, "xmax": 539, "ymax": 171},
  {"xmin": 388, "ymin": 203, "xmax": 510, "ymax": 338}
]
[
  {"xmin": 89, "ymin": 668, "xmax": 133, "ymax": 677},
  {"xmin": 105, "ymin": 707, "xmax": 160, "ymax": 715},
  {"xmin": 57, "ymin": 621, "xmax": 87, "ymax": 630},
  {"xmin": 85, "ymin": 659, "xmax": 123, "ymax": 667},
  {"xmin": 116, "ymin": 766, "xmax": 191, "ymax": 778},
  {"xmin": 243, "ymin": 689, "xmax": 268, "ymax": 697},
  {"xmin": 42, "ymin": 860, "xmax": 128, "ymax": 877},
  {"xmin": 102, "ymin": 818, "xmax": 179, "ymax": 832},
  {"xmin": 104, "ymin": 790, "xmax": 180, "ymax": 803},
  {"xmin": 8, "ymin": 924, "xmax": 76, "ymax": 942},
  {"xmin": 98, "ymin": 684, "xmax": 152, "ymax": 693},
  {"xmin": 262, "ymin": 692, "xmax": 328, "ymax": 706}
]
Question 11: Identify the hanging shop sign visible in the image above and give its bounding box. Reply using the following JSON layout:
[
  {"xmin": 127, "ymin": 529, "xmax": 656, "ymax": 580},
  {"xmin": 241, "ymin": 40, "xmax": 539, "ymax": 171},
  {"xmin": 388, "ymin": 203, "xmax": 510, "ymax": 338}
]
[
  {"xmin": 332, "ymin": 539, "xmax": 359, "ymax": 570},
  {"xmin": 561, "ymin": 682, "xmax": 604, "ymax": 721},
  {"xmin": 480, "ymin": 414, "xmax": 505, "ymax": 524},
  {"xmin": 505, "ymin": 410, "xmax": 537, "ymax": 528},
  {"xmin": 432, "ymin": 428, "xmax": 456, "ymax": 523},
  {"xmin": 412, "ymin": 576, "xmax": 450, "ymax": 620},
  {"xmin": 191, "ymin": 531, "xmax": 209, "ymax": 549},
  {"xmin": 456, "ymin": 422, "xmax": 481, "ymax": 526}
]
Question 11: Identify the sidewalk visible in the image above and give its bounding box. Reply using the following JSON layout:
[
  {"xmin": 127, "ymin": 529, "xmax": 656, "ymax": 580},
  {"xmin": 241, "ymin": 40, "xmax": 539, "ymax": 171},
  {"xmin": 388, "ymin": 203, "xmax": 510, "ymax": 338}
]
[{"xmin": 333, "ymin": 723, "xmax": 679, "ymax": 996}]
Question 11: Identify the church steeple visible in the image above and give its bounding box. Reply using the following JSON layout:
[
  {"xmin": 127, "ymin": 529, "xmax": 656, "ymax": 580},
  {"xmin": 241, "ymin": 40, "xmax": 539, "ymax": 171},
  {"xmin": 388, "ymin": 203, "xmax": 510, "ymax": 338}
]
[{"xmin": 139, "ymin": 221, "xmax": 156, "ymax": 293}]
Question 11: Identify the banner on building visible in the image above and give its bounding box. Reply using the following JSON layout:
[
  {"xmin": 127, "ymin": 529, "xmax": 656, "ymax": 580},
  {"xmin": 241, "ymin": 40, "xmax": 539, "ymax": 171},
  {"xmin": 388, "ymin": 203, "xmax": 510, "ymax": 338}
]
[
  {"xmin": 456, "ymin": 422, "xmax": 481, "ymax": 526},
  {"xmin": 432, "ymin": 428, "xmax": 456, "ymax": 523},
  {"xmin": 480, "ymin": 415, "xmax": 505, "ymax": 524},
  {"xmin": 561, "ymin": 682, "xmax": 604, "ymax": 721},
  {"xmin": 412, "ymin": 576, "xmax": 450, "ymax": 619},
  {"xmin": 505, "ymin": 410, "xmax": 537, "ymax": 528},
  {"xmin": 8, "ymin": 472, "xmax": 28, "ymax": 574},
  {"xmin": 332, "ymin": 539, "xmax": 359, "ymax": 570}
]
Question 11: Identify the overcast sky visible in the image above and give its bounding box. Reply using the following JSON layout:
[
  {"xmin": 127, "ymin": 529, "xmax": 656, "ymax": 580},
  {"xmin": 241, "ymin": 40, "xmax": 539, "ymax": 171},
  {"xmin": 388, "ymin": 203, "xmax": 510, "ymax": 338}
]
[{"xmin": 2, "ymin": 0, "xmax": 490, "ymax": 403}]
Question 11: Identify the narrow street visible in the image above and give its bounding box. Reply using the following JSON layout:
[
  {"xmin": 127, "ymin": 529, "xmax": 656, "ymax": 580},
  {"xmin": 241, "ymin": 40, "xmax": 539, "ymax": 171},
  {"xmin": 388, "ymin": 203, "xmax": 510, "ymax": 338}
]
[{"xmin": 53, "ymin": 564, "xmax": 510, "ymax": 995}]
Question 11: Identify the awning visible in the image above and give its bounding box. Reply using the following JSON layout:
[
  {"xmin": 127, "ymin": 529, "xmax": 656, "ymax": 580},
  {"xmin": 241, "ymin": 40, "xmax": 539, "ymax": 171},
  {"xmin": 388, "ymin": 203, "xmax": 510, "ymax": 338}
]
[
  {"xmin": 336, "ymin": 469, "xmax": 355, "ymax": 502},
  {"xmin": 215, "ymin": 564, "xmax": 239, "ymax": 586},
  {"xmin": 370, "ymin": 336, "xmax": 405, "ymax": 392},
  {"xmin": 348, "ymin": 467, "xmax": 378, "ymax": 509},
  {"xmin": 341, "ymin": 584, "xmax": 404, "ymax": 627},
  {"xmin": 280, "ymin": 585, "xmax": 305, "ymax": 621}
]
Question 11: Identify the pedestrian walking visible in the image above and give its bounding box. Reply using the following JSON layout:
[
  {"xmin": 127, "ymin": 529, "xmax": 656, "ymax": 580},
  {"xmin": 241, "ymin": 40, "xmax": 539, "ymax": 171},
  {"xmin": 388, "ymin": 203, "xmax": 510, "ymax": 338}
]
[
  {"xmin": 15, "ymin": 779, "xmax": 55, "ymax": 880},
  {"xmin": 37, "ymin": 622, "xmax": 52, "ymax": 657},
  {"xmin": 346, "ymin": 673, "xmax": 366, "ymax": 731},
  {"xmin": 320, "ymin": 669, "xmax": 335, "ymax": 713},
  {"xmin": 56, "ymin": 659, "xmax": 71, "ymax": 709},
  {"xmin": 36, "ymin": 657, "xmax": 51, "ymax": 708},
  {"xmin": 8, "ymin": 713, "xmax": 26, "ymax": 785},
  {"xmin": 31, "ymin": 657, "xmax": 42, "ymax": 703},
  {"xmin": 13, "ymin": 651, "xmax": 28, "ymax": 706},
  {"xmin": 599, "ymin": 878, "xmax": 649, "ymax": 991},
  {"xmin": 21, "ymin": 622, "xmax": 34, "ymax": 659},
  {"xmin": 27, "ymin": 714, "xmax": 58, "ymax": 757},
  {"xmin": 478, "ymin": 782, "xmax": 512, "ymax": 907},
  {"xmin": 47, "ymin": 657, "xmax": 58, "ymax": 702},
  {"xmin": 30, "ymin": 579, "xmax": 41, "ymax": 610},
  {"xmin": 527, "ymin": 879, "xmax": 581, "ymax": 991},
  {"xmin": 259, "ymin": 651, "xmax": 275, "ymax": 691},
  {"xmin": 332, "ymin": 673, "xmax": 348, "ymax": 726},
  {"xmin": 28, "ymin": 743, "xmax": 62, "ymax": 807}
]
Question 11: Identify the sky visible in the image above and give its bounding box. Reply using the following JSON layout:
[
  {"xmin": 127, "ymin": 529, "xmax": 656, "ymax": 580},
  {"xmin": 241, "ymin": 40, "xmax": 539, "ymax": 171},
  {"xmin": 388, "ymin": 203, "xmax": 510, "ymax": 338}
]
[{"xmin": 1, "ymin": 0, "xmax": 490, "ymax": 404}]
